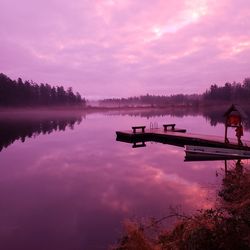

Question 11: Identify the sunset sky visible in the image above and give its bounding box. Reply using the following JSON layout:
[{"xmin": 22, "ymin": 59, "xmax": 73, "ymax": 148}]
[{"xmin": 0, "ymin": 0, "xmax": 250, "ymax": 99}]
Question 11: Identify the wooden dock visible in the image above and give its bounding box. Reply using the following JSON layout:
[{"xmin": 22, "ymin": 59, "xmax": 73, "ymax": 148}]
[{"xmin": 116, "ymin": 126, "xmax": 250, "ymax": 150}]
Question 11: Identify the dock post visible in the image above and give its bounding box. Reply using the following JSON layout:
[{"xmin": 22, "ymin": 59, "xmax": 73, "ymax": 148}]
[
  {"xmin": 224, "ymin": 124, "xmax": 229, "ymax": 143},
  {"xmin": 224, "ymin": 160, "xmax": 228, "ymax": 175}
]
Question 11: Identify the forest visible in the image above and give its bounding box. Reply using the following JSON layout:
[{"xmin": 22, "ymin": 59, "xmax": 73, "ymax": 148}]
[
  {"xmin": 1, "ymin": 72, "xmax": 250, "ymax": 108},
  {"xmin": 0, "ymin": 73, "xmax": 85, "ymax": 107},
  {"xmin": 99, "ymin": 78, "xmax": 250, "ymax": 107}
]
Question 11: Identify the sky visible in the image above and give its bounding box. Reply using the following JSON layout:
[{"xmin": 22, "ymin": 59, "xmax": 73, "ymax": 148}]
[{"xmin": 0, "ymin": 0, "xmax": 250, "ymax": 99}]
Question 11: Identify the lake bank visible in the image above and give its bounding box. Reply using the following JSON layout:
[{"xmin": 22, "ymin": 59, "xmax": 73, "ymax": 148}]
[{"xmin": 113, "ymin": 162, "xmax": 250, "ymax": 249}]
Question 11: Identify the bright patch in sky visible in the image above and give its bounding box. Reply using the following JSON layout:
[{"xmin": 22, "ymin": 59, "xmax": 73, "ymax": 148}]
[
  {"xmin": 152, "ymin": 0, "xmax": 209, "ymax": 39},
  {"xmin": 232, "ymin": 41, "xmax": 250, "ymax": 55},
  {"xmin": 0, "ymin": 0, "xmax": 250, "ymax": 98}
]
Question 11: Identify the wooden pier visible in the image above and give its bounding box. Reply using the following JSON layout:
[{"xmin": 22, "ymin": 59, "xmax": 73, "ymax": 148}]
[{"xmin": 116, "ymin": 125, "xmax": 250, "ymax": 150}]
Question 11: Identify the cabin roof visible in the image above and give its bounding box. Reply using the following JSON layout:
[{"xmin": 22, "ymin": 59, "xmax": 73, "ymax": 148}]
[{"xmin": 224, "ymin": 104, "xmax": 248, "ymax": 118}]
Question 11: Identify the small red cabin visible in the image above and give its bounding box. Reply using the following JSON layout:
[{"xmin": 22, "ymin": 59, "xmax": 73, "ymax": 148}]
[
  {"xmin": 224, "ymin": 104, "xmax": 247, "ymax": 144},
  {"xmin": 226, "ymin": 110, "xmax": 241, "ymax": 127}
]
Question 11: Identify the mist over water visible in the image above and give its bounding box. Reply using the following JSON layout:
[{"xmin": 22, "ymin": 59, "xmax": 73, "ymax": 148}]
[{"xmin": 0, "ymin": 109, "xmax": 249, "ymax": 249}]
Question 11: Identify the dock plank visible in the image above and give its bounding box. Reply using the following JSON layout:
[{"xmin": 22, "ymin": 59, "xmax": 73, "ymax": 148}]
[{"xmin": 116, "ymin": 127, "xmax": 250, "ymax": 150}]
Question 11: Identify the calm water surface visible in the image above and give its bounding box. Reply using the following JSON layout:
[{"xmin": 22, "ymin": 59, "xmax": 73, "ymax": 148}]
[{"xmin": 0, "ymin": 110, "xmax": 248, "ymax": 250}]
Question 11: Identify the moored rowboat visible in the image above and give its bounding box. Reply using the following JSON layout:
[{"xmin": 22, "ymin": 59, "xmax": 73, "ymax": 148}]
[{"xmin": 184, "ymin": 145, "xmax": 250, "ymax": 158}]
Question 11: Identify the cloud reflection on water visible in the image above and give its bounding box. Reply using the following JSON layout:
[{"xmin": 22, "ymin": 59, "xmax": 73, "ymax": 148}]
[{"xmin": 0, "ymin": 112, "xmax": 225, "ymax": 249}]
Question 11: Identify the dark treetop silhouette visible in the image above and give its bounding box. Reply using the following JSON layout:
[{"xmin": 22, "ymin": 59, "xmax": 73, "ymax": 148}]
[
  {"xmin": 99, "ymin": 78, "xmax": 250, "ymax": 108},
  {"xmin": 0, "ymin": 73, "xmax": 86, "ymax": 107}
]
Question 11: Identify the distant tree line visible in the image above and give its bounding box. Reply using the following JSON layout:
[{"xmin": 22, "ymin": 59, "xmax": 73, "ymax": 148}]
[
  {"xmin": 99, "ymin": 94, "xmax": 200, "ymax": 108},
  {"xmin": 0, "ymin": 73, "xmax": 86, "ymax": 107},
  {"xmin": 203, "ymin": 78, "xmax": 250, "ymax": 104},
  {"xmin": 99, "ymin": 78, "xmax": 250, "ymax": 107}
]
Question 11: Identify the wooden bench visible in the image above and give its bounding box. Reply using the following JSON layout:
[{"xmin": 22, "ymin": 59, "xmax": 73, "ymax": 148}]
[
  {"xmin": 163, "ymin": 124, "xmax": 176, "ymax": 131},
  {"xmin": 132, "ymin": 126, "xmax": 146, "ymax": 133}
]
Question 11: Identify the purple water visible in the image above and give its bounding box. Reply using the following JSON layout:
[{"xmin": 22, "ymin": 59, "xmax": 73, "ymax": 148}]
[{"xmin": 0, "ymin": 110, "xmax": 248, "ymax": 249}]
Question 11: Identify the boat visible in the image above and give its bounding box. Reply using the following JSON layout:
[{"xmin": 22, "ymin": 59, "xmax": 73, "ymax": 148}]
[{"xmin": 184, "ymin": 145, "xmax": 250, "ymax": 159}]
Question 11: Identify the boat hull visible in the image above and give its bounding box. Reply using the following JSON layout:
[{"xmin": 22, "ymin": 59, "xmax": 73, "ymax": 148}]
[{"xmin": 185, "ymin": 145, "xmax": 250, "ymax": 159}]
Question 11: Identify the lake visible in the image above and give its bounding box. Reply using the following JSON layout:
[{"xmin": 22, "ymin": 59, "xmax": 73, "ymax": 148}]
[{"xmin": 0, "ymin": 109, "xmax": 248, "ymax": 250}]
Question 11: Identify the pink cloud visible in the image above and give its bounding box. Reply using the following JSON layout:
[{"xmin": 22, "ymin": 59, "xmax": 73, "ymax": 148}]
[{"xmin": 0, "ymin": 0, "xmax": 250, "ymax": 98}]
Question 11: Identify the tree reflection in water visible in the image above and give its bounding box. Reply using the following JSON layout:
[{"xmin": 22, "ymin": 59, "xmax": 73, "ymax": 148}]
[
  {"xmin": 0, "ymin": 110, "xmax": 84, "ymax": 152},
  {"xmin": 106, "ymin": 105, "xmax": 250, "ymax": 131}
]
